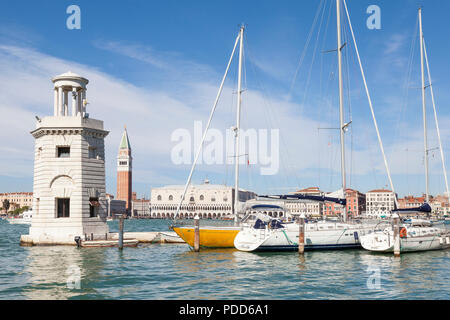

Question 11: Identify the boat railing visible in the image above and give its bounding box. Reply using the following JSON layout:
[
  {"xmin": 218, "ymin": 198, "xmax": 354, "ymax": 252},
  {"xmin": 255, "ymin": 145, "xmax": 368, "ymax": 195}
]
[{"xmin": 172, "ymin": 219, "xmax": 237, "ymax": 228}]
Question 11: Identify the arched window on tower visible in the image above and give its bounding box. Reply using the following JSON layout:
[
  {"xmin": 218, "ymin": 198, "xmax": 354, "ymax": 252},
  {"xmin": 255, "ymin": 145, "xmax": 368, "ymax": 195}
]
[
  {"xmin": 157, "ymin": 195, "xmax": 162, "ymax": 201},
  {"xmin": 169, "ymin": 195, "xmax": 173, "ymax": 201}
]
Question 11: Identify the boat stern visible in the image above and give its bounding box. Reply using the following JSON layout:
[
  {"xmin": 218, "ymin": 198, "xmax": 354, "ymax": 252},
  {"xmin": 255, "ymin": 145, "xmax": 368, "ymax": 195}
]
[{"xmin": 360, "ymin": 232, "xmax": 393, "ymax": 252}]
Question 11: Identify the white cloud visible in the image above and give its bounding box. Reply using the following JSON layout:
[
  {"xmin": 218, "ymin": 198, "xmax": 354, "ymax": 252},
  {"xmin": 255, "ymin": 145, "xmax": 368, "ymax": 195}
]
[{"xmin": 1, "ymin": 41, "xmax": 450, "ymax": 197}]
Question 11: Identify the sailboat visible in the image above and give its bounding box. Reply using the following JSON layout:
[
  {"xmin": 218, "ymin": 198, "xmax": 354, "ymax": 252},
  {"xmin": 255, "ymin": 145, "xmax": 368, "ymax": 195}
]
[
  {"xmin": 172, "ymin": 26, "xmax": 258, "ymax": 248},
  {"xmin": 361, "ymin": 8, "xmax": 450, "ymax": 253},
  {"xmin": 234, "ymin": 0, "xmax": 383, "ymax": 252},
  {"xmin": 360, "ymin": 210, "xmax": 450, "ymax": 253}
]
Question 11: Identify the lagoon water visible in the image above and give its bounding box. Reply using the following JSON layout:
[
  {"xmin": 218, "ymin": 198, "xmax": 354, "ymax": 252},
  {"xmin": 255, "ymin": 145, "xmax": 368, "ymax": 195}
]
[{"xmin": 0, "ymin": 219, "xmax": 449, "ymax": 300}]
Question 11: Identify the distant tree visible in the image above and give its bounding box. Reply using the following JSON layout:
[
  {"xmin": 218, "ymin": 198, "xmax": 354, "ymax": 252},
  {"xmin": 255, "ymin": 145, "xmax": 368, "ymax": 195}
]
[{"xmin": 2, "ymin": 199, "xmax": 10, "ymax": 213}]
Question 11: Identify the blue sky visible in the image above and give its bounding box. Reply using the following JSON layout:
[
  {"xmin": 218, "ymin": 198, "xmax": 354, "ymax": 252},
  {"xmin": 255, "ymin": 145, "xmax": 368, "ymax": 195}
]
[{"xmin": 1, "ymin": 0, "xmax": 450, "ymax": 199}]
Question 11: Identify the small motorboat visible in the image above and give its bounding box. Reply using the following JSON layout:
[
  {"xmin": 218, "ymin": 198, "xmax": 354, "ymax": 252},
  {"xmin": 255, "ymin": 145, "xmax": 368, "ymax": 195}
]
[
  {"xmin": 155, "ymin": 232, "xmax": 185, "ymax": 243},
  {"xmin": 79, "ymin": 239, "xmax": 139, "ymax": 248},
  {"xmin": 7, "ymin": 210, "xmax": 32, "ymax": 225}
]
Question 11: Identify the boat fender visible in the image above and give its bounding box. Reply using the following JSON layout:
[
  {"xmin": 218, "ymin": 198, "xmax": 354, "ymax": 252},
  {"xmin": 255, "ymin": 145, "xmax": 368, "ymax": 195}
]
[
  {"xmin": 399, "ymin": 228, "xmax": 407, "ymax": 238},
  {"xmin": 446, "ymin": 237, "xmax": 450, "ymax": 245}
]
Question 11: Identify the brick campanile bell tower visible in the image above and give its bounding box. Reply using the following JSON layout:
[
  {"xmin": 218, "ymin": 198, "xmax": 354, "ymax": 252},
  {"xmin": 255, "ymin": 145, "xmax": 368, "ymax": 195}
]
[{"xmin": 117, "ymin": 127, "xmax": 132, "ymax": 213}]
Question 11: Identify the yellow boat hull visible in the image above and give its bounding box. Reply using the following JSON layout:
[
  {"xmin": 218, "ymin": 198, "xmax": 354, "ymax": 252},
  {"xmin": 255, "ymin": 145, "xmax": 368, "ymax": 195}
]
[{"xmin": 173, "ymin": 226, "xmax": 240, "ymax": 248}]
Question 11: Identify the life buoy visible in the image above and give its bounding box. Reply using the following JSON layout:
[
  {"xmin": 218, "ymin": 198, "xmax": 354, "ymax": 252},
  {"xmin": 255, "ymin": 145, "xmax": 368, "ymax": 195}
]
[{"xmin": 399, "ymin": 227, "xmax": 407, "ymax": 238}]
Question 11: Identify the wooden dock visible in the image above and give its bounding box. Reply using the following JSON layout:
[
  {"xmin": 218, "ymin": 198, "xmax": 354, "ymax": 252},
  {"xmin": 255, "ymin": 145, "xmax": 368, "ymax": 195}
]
[
  {"xmin": 81, "ymin": 239, "xmax": 139, "ymax": 248},
  {"xmin": 20, "ymin": 231, "xmax": 185, "ymax": 246},
  {"xmin": 107, "ymin": 231, "xmax": 185, "ymax": 244}
]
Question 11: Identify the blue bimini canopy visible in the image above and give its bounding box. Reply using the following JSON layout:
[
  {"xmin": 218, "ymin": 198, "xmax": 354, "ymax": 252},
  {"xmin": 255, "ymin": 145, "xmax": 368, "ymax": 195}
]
[
  {"xmin": 259, "ymin": 194, "xmax": 346, "ymax": 206},
  {"xmin": 250, "ymin": 204, "xmax": 284, "ymax": 210}
]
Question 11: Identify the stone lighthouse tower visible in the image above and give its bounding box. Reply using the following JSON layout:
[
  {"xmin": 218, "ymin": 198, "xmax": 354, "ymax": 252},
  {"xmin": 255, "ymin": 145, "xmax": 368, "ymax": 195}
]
[
  {"xmin": 21, "ymin": 72, "xmax": 109, "ymax": 245},
  {"xmin": 116, "ymin": 127, "xmax": 132, "ymax": 213}
]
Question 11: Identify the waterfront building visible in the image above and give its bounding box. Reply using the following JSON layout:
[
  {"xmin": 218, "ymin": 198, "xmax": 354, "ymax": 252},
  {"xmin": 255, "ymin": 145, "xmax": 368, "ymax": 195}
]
[
  {"xmin": 430, "ymin": 194, "xmax": 450, "ymax": 216},
  {"xmin": 349, "ymin": 189, "xmax": 366, "ymax": 217},
  {"xmin": 131, "ymin": 192, "xmax": 150, "ymax": 217},
  {"xmin": 397, "ymin": 194, "xmax": 449, "ymax": 216},
  {"xmin": 319, "ymin": 188, "xmax": 366, "ymax": 218},
  {"xmin": 285, "ymin": 200, "xmax": 323, "ymax": 218},
  {"xmin": 398, "ymin": 195, "xmax": 426, "ymax": 209},
  {"xmin": 21, "ymin": 72, "xmax": 109, "ymax": 245},
  {"xmin": 0, "ymin": 192, "xmax": 33, "ymax": 212},
  {"xmin": 116, "ymin": 127, "xmax": 132, "ymax": 213},
  {"xmin": 336, "ymin": 188, "xmax": 366, "ymax": 217},
  {"xmin": 288, "ymin": 187, "xmax": 324, "ymax": 217},
  {"xmin": 365, "ymin": 189, "xmax": 397, "ymax": 217},
  {"xmin": 150, "ymin": 180, "xmax": 256, "ymax": 219},
  {"xmin": 293, "ymin": 187, "xmax": 324, "ymax": 196},
  {"xmin": 105, "ymin": 193, "xmax": 126, "ymax": 218}
]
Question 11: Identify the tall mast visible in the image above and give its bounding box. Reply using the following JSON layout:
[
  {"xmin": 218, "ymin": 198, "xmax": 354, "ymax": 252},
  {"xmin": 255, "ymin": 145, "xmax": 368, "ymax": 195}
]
[
  {"xmin": 423, "ymin": 39, "xmax": 450, "ymax": 205},
  {"xmin": 336, "ymin": 0, "xmax": 347, "ymax": 221},
  {"xmin": 234, "ymin": 25, "xmax": 245, "ymax": 224},
  {"xmin": 342, "ymin": 0, "xmax": 399, "ymax": 209},
  {"xmin": 174, "ymin": 31, "xmax": 240, "ymax": 221},
  {"xmin": 419, "ymin": 8, "xmax": 429, "ymax": 203}
]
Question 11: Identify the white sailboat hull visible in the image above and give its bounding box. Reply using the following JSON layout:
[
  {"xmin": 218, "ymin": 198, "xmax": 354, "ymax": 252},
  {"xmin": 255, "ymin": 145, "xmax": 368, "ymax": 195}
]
[
  {"xmin": 360, "ymin": 229, "xmax": 450, "ymax": 253},
  {"xmin": 234, "ymin": 222, "xmax": 371, "ymax": 252}
]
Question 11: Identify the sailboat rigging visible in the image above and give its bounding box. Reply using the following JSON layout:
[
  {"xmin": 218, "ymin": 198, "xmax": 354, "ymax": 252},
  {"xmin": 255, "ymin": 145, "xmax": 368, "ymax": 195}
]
[
  {"xmin": 234, "ymin": 0, "xmax": 383, "ymax": 252},
  {"xmin": 360, "ymin": 8, "xmax": 450, "ymax": 253},
  {"xmin": 172, "ymin": 26, "xmax": 261, "ymax": 248}
]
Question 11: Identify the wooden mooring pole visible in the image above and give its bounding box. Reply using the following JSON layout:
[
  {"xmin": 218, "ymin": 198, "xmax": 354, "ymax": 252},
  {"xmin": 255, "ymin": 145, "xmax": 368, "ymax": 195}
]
[
  {"xmin": 393, "ymin": 213, "xmax": 400, "ymax": 257},
  {"xmin": 118, "ymin": 214, "xmax": 124, "ymax": 250},
  {"xmin": 298, "ymin": 213, "xmax": 305, "ymax": 255},
  {"xmin": 194, "ymin": 215, "xmax": 200, "ymax": 252}
]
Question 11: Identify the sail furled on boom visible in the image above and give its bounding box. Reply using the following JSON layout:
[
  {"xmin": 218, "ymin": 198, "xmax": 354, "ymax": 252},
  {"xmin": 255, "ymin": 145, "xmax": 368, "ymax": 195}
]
[
  {"xmin": 258, "ymin": 194, "xmax": 346, "ymax": 205},
  {"xmin": 393, "ymin": 203, "xmax": 432, "ymax": 213}
]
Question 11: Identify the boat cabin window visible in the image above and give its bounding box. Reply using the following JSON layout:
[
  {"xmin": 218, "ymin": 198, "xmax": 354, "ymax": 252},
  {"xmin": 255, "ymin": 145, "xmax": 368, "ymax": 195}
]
[
  {"xmin": 269, "ymin": 219, "xmax": 284, "ymax": 229},
  {"xmin": 253, "ymin": 219, "xmax": 266, "ymax": 229}
]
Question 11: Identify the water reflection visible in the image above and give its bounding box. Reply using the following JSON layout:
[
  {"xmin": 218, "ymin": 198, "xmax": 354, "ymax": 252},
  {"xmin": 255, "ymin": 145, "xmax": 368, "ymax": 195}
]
[
  {"xmin": 22, "ymin": 246, "xmax": 106, "ymax": 300},
  {"xmin": 1, "ymin": 220, "xmax": 448, "ymax": 300}
]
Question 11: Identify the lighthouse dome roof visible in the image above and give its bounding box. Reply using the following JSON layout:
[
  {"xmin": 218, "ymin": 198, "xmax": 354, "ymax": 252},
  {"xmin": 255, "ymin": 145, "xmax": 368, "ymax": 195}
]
[{"xmin": 52, "ymin": 71, "xmax": 89, "ymax": 84}]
